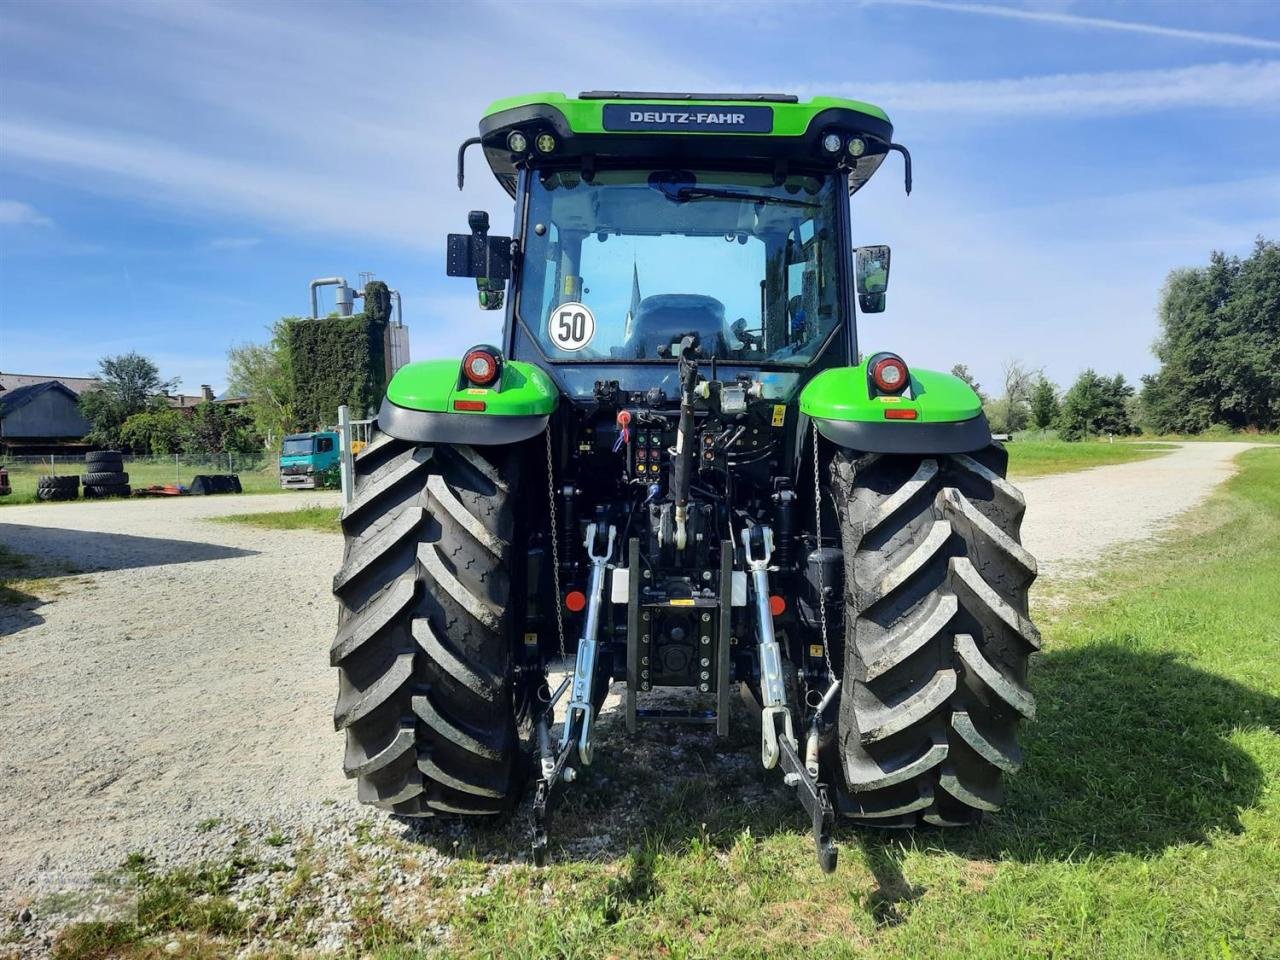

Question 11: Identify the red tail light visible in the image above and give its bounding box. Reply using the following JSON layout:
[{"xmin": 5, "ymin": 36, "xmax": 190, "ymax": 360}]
[
  {"xmin": 462, "ymin": 347, "xmax": 500, "ymax": 387},
  {"xmin": 872, "ymin": 356, "xmax": 909, "ymax": 393}
]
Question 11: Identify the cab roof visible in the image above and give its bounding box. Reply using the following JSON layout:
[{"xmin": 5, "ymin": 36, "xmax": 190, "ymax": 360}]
[{"xmin": 474, "ymin": 91, "xmax": 895, "ymax": 197}]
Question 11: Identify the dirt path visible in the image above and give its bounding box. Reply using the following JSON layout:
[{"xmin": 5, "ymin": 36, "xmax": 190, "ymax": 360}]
[
  {"xmin": 0, "ymin": 442, "xmax": 1252, "ymax": 900},
  {"xmin": 1016, "ymin": 441, "xmax": 1255, "ymax": 581}
]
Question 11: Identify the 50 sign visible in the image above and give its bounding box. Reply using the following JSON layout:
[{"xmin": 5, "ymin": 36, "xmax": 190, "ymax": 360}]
[{"xmin": 549, "ymin": 302, "xmax": 596, "ymax": 352}]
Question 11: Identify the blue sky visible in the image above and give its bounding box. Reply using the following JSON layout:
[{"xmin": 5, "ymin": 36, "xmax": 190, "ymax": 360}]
[{"xmin": 2, "ymin": 0, "xmax": 1278, "ymax": 396}]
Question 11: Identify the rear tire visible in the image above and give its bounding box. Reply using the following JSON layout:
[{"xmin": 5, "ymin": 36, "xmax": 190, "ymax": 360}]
[
  {"xmin": 331, "ymin": 434, "xmax": 532, "ymax": 817},
  {"xmin": 827, "ymin": 444, "xmax": 1039, "ymax": 827}
]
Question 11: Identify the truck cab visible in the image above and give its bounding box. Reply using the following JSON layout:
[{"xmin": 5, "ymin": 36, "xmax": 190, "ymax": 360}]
[{"xmin": 279, "ymin": 431, "xmax": 339, "ymax": 489}]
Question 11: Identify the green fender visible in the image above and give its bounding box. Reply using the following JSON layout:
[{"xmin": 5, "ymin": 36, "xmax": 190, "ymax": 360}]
[
  {"xmin": 799, "ymin": 360, "xmax": 991, "ymax": 454},
  {"xmin": 378, "ymin": 359, "xmax": 559, "ymax": 446}
]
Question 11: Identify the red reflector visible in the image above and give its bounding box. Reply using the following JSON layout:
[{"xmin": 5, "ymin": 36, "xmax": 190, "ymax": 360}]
[
  {"xmin": 453, "ymin": 399, "xmax": 487, "ymax": 412},
  {"xmin": 462, "ymin": 348, "xmax": 500, "ymax": 386},
  {"xmin": 769, "ymin": 595, "xmax": 786, "ymax": 616},
  {"xmin": 565, "ymin": 590, "xmax": 587, "ymax": 613},
  {"xmin": 872, "ymin": 356, "xmax": 910, "ymax": 393},
  {"xmin": 884, "ymin": 408, "xmax": 918, "ymax": 420}
]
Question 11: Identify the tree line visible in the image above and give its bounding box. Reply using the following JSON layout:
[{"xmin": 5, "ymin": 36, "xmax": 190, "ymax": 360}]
[
  {"xmin": 959, "ymin": 237, "xmax": 1277, "ymax": 441},
  {"xmin": 77, "ymin": 352, "xmax": 263, "ymax": 457}
]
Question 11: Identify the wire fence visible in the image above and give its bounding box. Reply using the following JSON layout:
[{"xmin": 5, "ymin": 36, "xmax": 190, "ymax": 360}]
[
  {"xmin": 1, "ymin": 451, "xmax": 283, "ymax": 501},
  {"xmin": 3, "ymin": 451, "xmax": 270, "ymax": 475}
]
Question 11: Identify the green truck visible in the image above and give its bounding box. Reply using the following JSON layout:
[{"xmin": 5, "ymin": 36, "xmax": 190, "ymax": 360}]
[
  {"xmin": 279, "ymin": 431, "xmax": 339, "ymax": 489},
  {"xmin": 328, "ymin": 91, "xmax": 1039, "ymax": 870}
]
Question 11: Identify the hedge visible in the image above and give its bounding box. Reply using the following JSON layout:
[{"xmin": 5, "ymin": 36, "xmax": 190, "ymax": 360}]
[{"xmin": 288, "ymin": 314, "xmax": 387, "ymax": 429}]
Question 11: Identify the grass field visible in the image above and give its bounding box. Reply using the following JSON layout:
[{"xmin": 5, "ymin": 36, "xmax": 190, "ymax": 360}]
[
  {"xmin": 215, "ymin": 505, "xmax": 339, "ymax": 533},
  {"xmin": 0, "ymin": 458, "xmax": 283, "ymax": 505},
  {"xmin": 1004, "ymin": 438, "xmax": 1176, "ymax": 478},
  {"xmin": 45, "ymin": 447, "xmax": 1280, "ymax": 958}
]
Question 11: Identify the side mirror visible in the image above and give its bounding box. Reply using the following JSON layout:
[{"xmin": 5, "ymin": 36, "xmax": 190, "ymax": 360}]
[
  {"xmin": 447, "ymin": 210, "xmax": 511, "ymax": 311},
  {"xmin": 855, "ymin": 244, "xmax": 890, "ymax": 314}
]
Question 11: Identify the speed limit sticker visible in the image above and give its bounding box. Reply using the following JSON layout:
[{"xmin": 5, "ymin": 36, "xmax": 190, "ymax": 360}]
[{"xmin": 549, "ymin": 302, "xmax": 596, "ymax": 352}]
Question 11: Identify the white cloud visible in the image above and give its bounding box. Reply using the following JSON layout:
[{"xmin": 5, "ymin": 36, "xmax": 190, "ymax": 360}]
[
  {"xmin": 0, "ymin": 200, "xmax": 53, "ymax": 227},
  {"xmin": 807, "ymin": 59, "xmax": 1280, "ymax": 117},
  {"xmin": 874, "ymin": 0, "xmax": 1280, "ymax": 51}
]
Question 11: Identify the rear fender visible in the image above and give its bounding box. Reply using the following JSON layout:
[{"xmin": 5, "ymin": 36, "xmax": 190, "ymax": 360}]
[
  {"xmin": 378, "ymin": 358, "xmax": 559, "ymax": 446},
  {"xmin": 799, "ymin": 360, "xmax": 991, "ymax": 454}
]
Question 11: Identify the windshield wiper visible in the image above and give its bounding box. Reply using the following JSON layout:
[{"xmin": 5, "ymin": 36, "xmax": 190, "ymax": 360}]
[{"xmin": 670, "ymin": 187, "xmax": 818, "ymax": 209}]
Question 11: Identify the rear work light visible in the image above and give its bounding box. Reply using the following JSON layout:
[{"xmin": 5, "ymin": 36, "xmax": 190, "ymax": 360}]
[
  {"xmin": 461, "ymin": 345, "xmax": 501, "ymax": 387},
  {"xmin": 871, "ymin": 355, "xmax": 909, "ymax": 394}
]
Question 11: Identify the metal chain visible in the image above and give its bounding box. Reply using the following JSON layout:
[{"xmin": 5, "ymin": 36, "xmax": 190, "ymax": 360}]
[
  {"xmin": 545, "ymin": 425, "xmax": 567, "ymax": 661},
  {"xmin": 812, "ymin": 421, "xmax": 835, "ymax": 680}
]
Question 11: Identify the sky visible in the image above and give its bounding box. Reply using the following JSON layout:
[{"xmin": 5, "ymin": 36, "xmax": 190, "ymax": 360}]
[{"xmin": 1, "ymin": 0, "xmax": 1278, "ymax": 397}]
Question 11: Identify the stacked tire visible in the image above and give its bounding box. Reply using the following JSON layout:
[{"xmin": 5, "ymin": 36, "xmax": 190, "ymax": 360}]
[
  {"xmin": 82, "ymin": 450, "xmax": 131, "ymax": 499},
  {"xmin": 36, "ymin": 475, "xmax": 79, "ymax": 502}
]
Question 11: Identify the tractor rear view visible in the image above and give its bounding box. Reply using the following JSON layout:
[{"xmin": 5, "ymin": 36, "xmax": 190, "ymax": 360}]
[{"xmin": 329, "ymin": 91, "xmax": 1038, "ymax": 870}]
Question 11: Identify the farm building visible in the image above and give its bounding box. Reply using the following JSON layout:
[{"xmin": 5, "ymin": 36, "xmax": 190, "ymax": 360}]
[{"xmin": 0, "ymin": 380, "xmax": 92, "ymax": 453}]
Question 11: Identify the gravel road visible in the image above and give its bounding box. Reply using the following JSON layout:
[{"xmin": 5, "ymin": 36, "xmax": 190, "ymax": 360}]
[{"xmin": 0, "ymin": 442, "xmax": 1253, "ymax": 905}]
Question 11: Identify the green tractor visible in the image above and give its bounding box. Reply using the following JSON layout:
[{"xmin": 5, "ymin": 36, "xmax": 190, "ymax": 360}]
[{"xmin": 330, "ymin": 91, "xmax": 1038, "ymax": 870}]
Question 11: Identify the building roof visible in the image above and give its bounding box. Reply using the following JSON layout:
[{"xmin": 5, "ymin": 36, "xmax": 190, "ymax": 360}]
[
  {"xmin": 0, "ymin": 372, "xmax": 102, "ymax": 395},
  {"xmin": 0, "ymin": 379, "xmax": 81, "ymax": 415}
]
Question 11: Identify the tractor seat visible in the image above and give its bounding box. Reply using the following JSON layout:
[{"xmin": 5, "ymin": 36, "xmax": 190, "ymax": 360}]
[{"xmin": 622, "ymin": 294, "xmax": 730, "ymax": 358}]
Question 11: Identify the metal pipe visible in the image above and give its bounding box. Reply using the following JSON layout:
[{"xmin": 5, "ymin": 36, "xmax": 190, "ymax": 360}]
[{"xmin": 309, "ymin": 277, "xmax": 348, "ymax": 319}]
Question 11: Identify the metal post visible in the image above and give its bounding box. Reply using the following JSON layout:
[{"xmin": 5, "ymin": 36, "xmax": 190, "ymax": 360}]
[{"xmin": 338, "ymin": 404, "xmax": 354, "ymax": 505}]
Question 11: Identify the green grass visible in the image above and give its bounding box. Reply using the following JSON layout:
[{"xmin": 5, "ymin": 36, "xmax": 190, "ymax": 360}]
[
  {"xmin": 214, "ymin": 505, "xmax": 339, "ymax": 533},
  {"xmin": 48, "ymin": 449, "xmax": 1280, "ymax": 959},
  {"xmin": 1005, "ymin": 438, "xmax": 1176, "ymax": 477},
  {"xmin": 0, "ymin": 542, "xmax": 80, "ymax": 607},
  {"xmin": 0, "ymin": 458, "xmax": 284, "ymax": 506}
]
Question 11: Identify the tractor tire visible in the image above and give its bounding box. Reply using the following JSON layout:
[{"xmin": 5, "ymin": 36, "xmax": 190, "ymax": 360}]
[
  {"xmin": 36, "ymin": 487, "xmax": 77, "ymax": 502},
  {"xmin": 37, "ymin": 475, "xmax": 79, "ymax": 493},
  {"xmin": 828, "ymin": 444, "xmax": 1039, "ymax": 827},
  {"xmin": 330, "ymin": 434, "xmax": 532, "ymax": 817},
  {"xmin": 83, "ymin": 471, "xmax": 129, "ymax": 486},
  {"xmin": 84, "ymin": 483, "xmax": 131, "ymax": 499},
  {"xmin": 86, "ymin": 451, "xmax": 124, "ymax": 468}
]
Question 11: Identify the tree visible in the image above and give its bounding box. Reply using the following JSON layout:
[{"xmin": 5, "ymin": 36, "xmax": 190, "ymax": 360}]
[
  {"xmin": 989, "ymin": 359, "xmax": 1038, "ymax": 434},
  {"xmin": 1030, "ymin": 377, "xmax": 1060, "ymax": 432},
  {"xmin": 950, "ymin": 363, "xmax": 986, "ymax": 402},
  {"xmin": 1058, "ymin": 370, "xmax": 1137, "ymax": 441},
  {"xmin": 79, "ymin": 352, "xmax": 178, "ymax": 447},
  {"xmin": 182, "ymin": 402, "xmax": 263, "ymax": 458},
  {"xmin": 1139, "ymin": 237, "xmax": 1280, "ymax": 433},
  {"xmin": 227, "ymin": 320, "xmax": 296, "ymax": 447},
  {"xmin": 119, "ymin": 408, "xmax": 187, "ymax": 454}
]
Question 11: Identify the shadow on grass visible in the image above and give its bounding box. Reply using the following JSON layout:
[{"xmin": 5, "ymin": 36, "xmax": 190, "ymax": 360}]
[{"xmin": 396, "ymin": 642, "xmax": 1279, "ymax": 883}]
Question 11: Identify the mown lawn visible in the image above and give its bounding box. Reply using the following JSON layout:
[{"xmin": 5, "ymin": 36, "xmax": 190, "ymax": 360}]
[
  {"xmin": 1004, "ymin": 438, "xmax": 1176, "ymax": 478},
  {"xmin": 46, "ymin": 449, "xmax": 1280, "ymax": 959},
  {"xmin": 214, "ymin": 505, "xmax": 340, "ymax": 533},
  {"xmin": 0, "ymin": 458, "xmax": 283, "ymax": 505}
]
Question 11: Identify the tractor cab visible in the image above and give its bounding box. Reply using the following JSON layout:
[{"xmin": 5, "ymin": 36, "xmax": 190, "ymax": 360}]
[{"xmin": 449, "ymin": 92, "xmax": 906, "ymax": 402}]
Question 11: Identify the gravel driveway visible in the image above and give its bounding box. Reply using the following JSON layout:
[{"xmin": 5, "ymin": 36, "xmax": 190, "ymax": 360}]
[{"xmin": 0, "ymin": 442, "xmax": 1254, "ymax": 901}]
